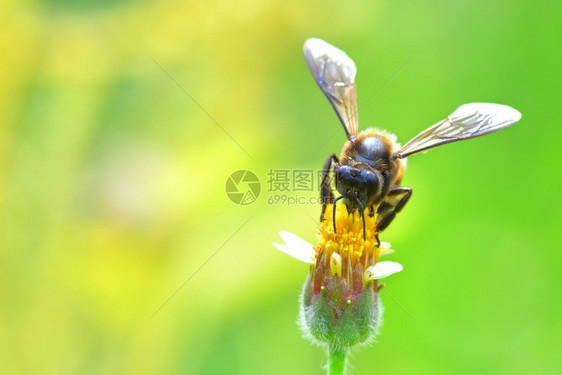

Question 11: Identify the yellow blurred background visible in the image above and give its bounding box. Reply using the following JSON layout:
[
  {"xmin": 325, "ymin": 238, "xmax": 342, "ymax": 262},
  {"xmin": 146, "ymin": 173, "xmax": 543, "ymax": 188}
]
[{"xmin": 1, "ymin": 0, "xmax": 561, "ymax": 374}]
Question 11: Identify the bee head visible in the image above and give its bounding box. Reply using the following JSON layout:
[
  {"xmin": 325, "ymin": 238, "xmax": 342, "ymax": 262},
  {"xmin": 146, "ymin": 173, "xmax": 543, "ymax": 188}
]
[{"xmin": 335, "ymin": 165, "xmax": 380, "ymax": 209}]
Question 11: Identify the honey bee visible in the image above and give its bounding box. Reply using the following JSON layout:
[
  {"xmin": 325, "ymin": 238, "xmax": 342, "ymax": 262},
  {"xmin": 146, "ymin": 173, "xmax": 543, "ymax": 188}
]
[{"xmin": 303, "ymin": 38, "xmax": 521, "ymax": 239}]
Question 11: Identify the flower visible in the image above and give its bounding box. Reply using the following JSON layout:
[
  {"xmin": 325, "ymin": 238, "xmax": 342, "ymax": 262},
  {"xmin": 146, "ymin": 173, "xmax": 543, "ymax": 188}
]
[{"xmin": 273, "ymin": 203, "xmax": 402, "ymax": 348}]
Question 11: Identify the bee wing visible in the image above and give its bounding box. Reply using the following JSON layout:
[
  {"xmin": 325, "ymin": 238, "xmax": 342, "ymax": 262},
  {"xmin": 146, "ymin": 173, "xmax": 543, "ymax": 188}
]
[
  {"xmin": 303, "ymin": 38, "xmax": 359, "ymax": 140},
  {"xmin": 394, "ymin": 103, "xmax": 522, "ymax": 158}
]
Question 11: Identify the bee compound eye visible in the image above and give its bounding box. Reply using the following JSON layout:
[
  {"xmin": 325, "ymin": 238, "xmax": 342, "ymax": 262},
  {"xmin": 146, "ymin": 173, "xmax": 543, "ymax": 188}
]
[{"xmin": 364, "ymin": 171, "xmax": 380, "ymax": 200}]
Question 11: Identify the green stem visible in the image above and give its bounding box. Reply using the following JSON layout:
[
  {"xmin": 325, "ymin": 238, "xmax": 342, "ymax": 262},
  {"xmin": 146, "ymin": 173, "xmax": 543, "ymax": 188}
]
[{"xmin": 328, "ymin": 344, "xmax": 348, "ymax": 375}]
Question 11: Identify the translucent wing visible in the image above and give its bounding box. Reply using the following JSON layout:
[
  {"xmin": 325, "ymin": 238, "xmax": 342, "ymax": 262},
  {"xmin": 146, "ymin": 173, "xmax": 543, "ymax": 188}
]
[
  {"xmin": 394, "ymin": 103, "xmax": 522, "ymax": 158},
  {"xmin": 303, "ymin": 38, "xmax": 359, "ymax": 140}
]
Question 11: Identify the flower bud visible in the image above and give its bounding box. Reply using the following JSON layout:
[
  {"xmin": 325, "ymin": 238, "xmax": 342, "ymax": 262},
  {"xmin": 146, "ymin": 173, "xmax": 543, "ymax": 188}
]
[{"xmin": 298, "ymin": 204, "xmax": 400, "ymax": 348}]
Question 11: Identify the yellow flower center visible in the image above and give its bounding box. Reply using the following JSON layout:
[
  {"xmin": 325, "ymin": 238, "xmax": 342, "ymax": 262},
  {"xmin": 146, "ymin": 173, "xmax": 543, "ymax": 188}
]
[{"xmin": 314, "ymin": 203, "xmax": 382, "ymax": 283}]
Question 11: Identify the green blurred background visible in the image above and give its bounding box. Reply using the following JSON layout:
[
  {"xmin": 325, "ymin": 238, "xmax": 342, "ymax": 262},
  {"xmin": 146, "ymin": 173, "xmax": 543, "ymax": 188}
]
[{"xmin": 1, "ymin": 0, "xmax": 561, "ymax": 374}]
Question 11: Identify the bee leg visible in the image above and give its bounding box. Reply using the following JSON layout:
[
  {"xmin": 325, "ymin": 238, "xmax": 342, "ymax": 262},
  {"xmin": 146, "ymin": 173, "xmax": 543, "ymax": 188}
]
[
  {"xmin": 332, "ymin": 195, "xmax": 346, "ymax": 236},
  {"xmin": 320, "ymin": 153, "xmax": 339, "ymax": 221},
  {"xmin": 369, "ymin": 205, "xmax": 375, "ymax": 217},
  {"xmin": 361, "ymin": 209, "xmax": 366, "ymax": 241},
  {"xmin": 354, "ymin": 195, "xmax": 366, "ymax": 241},
  {"xmin": 376, "ymin": 186, "xmax": 412, "ymax": 232}
]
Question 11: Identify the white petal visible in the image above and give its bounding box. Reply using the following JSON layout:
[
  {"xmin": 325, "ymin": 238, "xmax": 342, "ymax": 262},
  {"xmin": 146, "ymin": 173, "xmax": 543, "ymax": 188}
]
[
  {"xmin": 379, "ymin": 242, "xmax": 394, "ymax": 256},
  {"xmin": 273, "ymin": 231, "xmax": 316, "ymax": 264},
  {"xmin": 365, "ymin": 261, "xmax": 403, "ymax": 280}
]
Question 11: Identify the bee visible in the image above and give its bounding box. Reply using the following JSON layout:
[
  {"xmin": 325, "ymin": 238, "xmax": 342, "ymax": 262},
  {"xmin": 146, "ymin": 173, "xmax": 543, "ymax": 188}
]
[{"xmin": 303, "ymin": 38, "xmax": 521, "ymax": 239}]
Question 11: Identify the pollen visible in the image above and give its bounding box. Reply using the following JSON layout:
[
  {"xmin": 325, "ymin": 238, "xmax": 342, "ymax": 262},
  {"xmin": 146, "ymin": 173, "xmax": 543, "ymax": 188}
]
[{"xmin": 314, "ymin": 203, "xmax": 382, "ymax": 286}]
